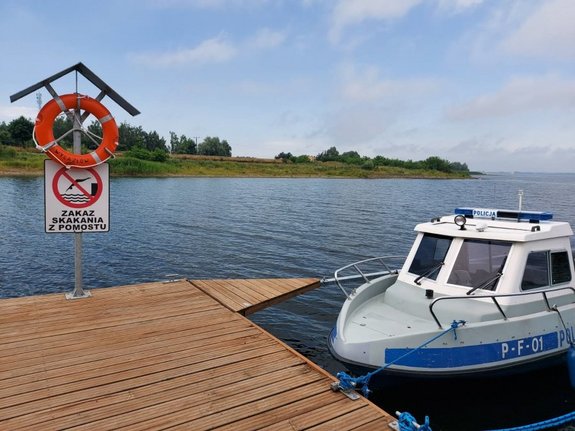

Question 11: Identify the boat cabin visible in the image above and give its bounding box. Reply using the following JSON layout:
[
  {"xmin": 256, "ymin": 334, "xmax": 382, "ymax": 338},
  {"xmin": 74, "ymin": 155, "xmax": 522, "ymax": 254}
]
[{"xmin": 398, "ymin": 208, "xmax": 575, "ymax": 297}]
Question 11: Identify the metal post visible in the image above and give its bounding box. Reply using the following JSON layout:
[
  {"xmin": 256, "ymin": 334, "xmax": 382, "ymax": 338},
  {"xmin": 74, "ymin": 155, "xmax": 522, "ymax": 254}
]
[{"xmin": 66, "ymin": 104, "xmax": 91, "ymax": 299}]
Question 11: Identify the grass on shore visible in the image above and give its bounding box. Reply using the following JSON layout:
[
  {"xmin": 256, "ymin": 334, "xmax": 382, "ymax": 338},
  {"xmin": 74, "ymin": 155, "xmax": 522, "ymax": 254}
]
[{"xmin": 0, "ymin": 146, "xmax": 470, "ymax": 179}]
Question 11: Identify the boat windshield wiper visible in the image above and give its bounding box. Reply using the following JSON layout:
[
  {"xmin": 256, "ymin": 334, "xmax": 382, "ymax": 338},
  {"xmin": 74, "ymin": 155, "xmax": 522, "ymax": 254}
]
[
  {"xmin": 466, "ymin": 272, "xmax": 502, "ymax": 295},
  {"xmin": 414, "ymin": 262, "xmax": 444, "ymax": 285}
]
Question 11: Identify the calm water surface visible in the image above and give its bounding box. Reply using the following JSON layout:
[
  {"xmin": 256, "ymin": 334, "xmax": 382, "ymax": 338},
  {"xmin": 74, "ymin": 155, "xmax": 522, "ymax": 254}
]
[{"xmin": 1, "ymin": 173, "xmax": 575, "ymax": 430}]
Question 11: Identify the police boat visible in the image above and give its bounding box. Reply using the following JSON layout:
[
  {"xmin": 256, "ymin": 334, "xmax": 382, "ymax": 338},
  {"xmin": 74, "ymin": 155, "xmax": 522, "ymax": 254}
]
[{"xmin": 327, "ymin": 207, "xmax": 575, "ymax": 380}]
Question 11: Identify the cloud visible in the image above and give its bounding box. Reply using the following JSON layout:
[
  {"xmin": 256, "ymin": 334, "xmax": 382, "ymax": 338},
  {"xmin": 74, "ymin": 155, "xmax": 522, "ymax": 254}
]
[
  {"xmin": 462, "ymin": 140, "xmax": 575, "ymax": 172},
  {"xmin": 308, "ymin": 62, "xmax": 442, "ymax": 153},
  {"xmin": 329, "ymin": 0, "xmax": 422, "ymax": 43},
  {"xmin": 301, "ymin": 0, "xmax": 325, "ymax": 6},
  {"xmin": 130, "ymin": 35, "xmax": 236, "ymax": 67},
  {"xmin": 500, "ymin": 0, "xmax": 575, "ymax": 60},
  {"xmin": 436, "ymin": 0, "xmax": 484, "ymax": 14},
  {"xmin": 245, "ymin": 28, "xmax": 287, "ymax": 50},
  {"xmin": 459, "ymin": 0, "xmax": 575, "ymax": 64},
  {"xmin": 130, "ymin": 27, "xmax": 285, "ymax": 68},
  {"xmin": 328, "ymin": 0, "xmax": 484, "ymax": 44},
  {"xmin": 234, "ymin": 76, "xmax": 311, "ymax": 98},
  {"xmin": 0, "ymin": 105, "xmax": 37, "ymax": 121},
  {"xmin": 340, "ymin": 64, "xmax": 439, "ymax": 103},
  {"xmin": 252, "ymin": 136, "xmax": 325, "ymax": 158},
  {"xmin": 323, "ymin": 105, "xmax": 395, "ymax": 149},
  {"xmin": 447, "ymin": 74, "xmax": 575, "ymax": 120},
  {"xmin": 147, "ymin": 0, "xmax": 273, "ymax": 9}
]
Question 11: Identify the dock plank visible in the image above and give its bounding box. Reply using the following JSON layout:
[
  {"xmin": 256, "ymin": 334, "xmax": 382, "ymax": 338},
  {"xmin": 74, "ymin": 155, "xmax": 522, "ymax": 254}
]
[
  {"xmin": 0, "ymin": 279, "xmax": 394, "ymax": 430},
  {"xmin": 189, "ymin": 277, "xmax": 321, "ymax": 315}
]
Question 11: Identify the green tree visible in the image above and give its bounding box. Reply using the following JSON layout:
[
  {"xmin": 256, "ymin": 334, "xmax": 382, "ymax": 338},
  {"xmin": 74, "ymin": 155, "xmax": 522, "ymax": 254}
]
[
  {"xmin": 275, "ymin": 152, "xmax": 311, "ymax": 163},
  {"xmin": 0, "ymin": 122, "xmax": 12, "ymax": 145},
  {"xmin": 197, "ymin": 136, "xmax": 231, "ymax": 156},
  {"xmin": 169, "ymin": 132, "xmax": 180, "ymax": 154},
  {"xmin": 170, "ymin": 132, "xmax": 197, "ymax": 154},
  {"xmin": 71, "ymin": 119, "xmax": 105, "ymax": 151},
  {"xmin": 340, "ymin": 151, "xmax": 362, "ymax": 164},
  {"xmin": 7, "ymin": 116, "xmax": 34, "ymax": 147},
  {"xmin": 316, "ymin": 146, "xmax": 340, "ymax": 162},
  {"xmin": 86, "ymin": 120, "xmax": 104, "ymax": 142},
  {"xmin": 275, "ymin": 152, "xmax": 294, "ymax": 162},
  {"xmin": 449, "ymin": 161, "xmax": 469, "ymax": 172},
  {"xmin": 423, "ymin": 156, "xmax": 452, "ymax": 172},
  {"xmin": 118, "ymin": 122, "xmax": 146, "ymax": 151},
  {"xmin": 143, "ymin": 130, "xmax": 167, "ymax": 152}
]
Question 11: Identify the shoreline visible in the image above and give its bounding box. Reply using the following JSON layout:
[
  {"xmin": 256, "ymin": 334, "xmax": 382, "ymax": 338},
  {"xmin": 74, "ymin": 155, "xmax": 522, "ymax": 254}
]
[
  {"xmin": 0, "ymin": 152, "xmax": 471, "ymax": 180},
  {"xmin": 0, "ymin": 169, "xmax": 470, "ymax": 180}
]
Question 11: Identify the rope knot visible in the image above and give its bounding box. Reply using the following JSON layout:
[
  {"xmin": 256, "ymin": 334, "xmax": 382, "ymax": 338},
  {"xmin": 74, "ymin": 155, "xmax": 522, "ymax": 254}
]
[
  {"xmin": 335, "ymin": 371, "xmax": 371, "ymax": 397},
  {"xmin": 450, "ymin": 319, "xmax": 466, "ymax": 340},
  {"xmin": 398, "ymin": 411, "xmax": 432, "ymax": 431}
]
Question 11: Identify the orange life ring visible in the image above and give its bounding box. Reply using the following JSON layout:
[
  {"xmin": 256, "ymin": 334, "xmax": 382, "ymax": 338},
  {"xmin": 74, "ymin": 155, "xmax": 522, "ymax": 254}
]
[{"xmin": 34, "ymin": 93, "xmax": 119, "ymax": 168}]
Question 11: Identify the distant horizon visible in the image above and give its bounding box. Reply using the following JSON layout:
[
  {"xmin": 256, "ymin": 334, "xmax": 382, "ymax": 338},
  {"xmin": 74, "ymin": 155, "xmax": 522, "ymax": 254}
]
[{"xmin": 477, "ymin": 171, "xmax": 575, "ymax": 175}]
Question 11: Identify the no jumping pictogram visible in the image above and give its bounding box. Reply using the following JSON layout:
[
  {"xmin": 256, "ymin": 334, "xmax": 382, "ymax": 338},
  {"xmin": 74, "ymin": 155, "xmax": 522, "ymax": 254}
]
[{"xmin": 52, "ymin": 166, "xmax": 103, "ymax": 209}]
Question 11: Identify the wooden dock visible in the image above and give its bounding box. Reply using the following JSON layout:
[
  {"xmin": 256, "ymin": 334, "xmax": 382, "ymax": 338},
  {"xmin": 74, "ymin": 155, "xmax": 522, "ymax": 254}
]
[
  {"xmin": 0, "ymin": 278, "xmax": 395, "ymax": 430},
  {"xmin": 189, "ymin": 277, "xmax": 321, "ymax": 315}
]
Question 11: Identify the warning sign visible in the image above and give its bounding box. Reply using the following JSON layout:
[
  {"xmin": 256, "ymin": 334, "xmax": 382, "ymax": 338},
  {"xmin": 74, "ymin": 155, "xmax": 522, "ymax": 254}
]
[{"xmin": 44, "ymin": 160, "xmax": 109, "ymax": 233}]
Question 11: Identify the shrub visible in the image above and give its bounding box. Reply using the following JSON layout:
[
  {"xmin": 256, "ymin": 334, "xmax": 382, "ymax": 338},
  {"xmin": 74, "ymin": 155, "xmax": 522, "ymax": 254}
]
[
  {"xmin": 0, "ymin": 145, "xmax": 17, "ymax": 159},
  {"xmin": 361, "ymin": 160, "xmax": 375, "ymax": 170},
  {"xmin": 125, "ymin": 146, "xmax": 168, "ymax": 162}
]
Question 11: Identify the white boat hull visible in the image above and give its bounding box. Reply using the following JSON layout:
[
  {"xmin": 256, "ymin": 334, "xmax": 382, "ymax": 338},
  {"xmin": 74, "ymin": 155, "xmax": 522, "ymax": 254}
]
[{"xmin": 328, "ymin": 275, "xmax": 575, "ymax": 379}]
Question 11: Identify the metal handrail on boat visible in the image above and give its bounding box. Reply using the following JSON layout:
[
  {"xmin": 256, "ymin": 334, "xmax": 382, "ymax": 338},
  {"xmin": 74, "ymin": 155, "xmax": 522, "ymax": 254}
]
[
  {"xmin": 323, "ymin": 256, "xmax": 405, "ymax": 299},
  {"xmin": 429, "ymin": 286, "xmax": 575, "ymax": 329}
]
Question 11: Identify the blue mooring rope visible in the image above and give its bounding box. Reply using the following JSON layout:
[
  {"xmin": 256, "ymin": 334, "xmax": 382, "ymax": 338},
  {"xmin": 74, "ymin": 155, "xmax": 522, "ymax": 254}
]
[
  {"xmin": 397, "ymin": 411, "xmax": 432, "ymax": 431},
  {"xmin": 335, "ymin": 319, "xmax": 466, "ymax": 398},
  {"xmin": 392, "ymin": 409, "xmax": 575, "ymax": 431},
  {"xmin": 334, "ymin": 319, "xmax": 575, "ymax": 431},
  {"xmin": 483, "ymin": 410, "xmax": 575, "ymax": 431}
]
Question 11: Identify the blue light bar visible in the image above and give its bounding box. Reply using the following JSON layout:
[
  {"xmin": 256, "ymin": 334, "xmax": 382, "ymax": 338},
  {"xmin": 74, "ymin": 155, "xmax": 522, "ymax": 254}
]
[{"xmin": 454, "ymin": 207, "xmax": 553, "ymax": 222}]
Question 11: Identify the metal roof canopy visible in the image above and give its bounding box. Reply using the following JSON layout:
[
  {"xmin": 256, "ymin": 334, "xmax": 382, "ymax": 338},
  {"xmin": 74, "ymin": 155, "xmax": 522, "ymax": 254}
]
[{"xmin": 9, "ymin": 62, "xmax": 140, "ymax": 116}]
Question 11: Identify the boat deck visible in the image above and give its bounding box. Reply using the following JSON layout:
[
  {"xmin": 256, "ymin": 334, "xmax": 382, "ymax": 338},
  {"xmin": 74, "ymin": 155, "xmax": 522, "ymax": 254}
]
[{"xmin": 0, "ymin": 279, "xmax": 395, "ymax": 430}]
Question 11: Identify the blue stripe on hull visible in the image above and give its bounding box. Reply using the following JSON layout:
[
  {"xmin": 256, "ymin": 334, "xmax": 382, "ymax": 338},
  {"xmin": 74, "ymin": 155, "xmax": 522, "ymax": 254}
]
[{"xmin": 385, "ymin": 332, "xmax": 559, "ymax": 368}]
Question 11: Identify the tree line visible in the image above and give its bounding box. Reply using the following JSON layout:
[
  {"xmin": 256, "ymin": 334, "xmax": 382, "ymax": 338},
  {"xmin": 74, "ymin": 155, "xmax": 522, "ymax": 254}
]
[
  {"xmin": 276, "ymin": 146, "xmax": 469, "ymax": 173},
  {"xmin": 1, "ymin": 116, "xmax": 469, "ymax": 173},
  {"xmin": 0, "ymin": 116, "xmax": 232, "ymax": 158}
]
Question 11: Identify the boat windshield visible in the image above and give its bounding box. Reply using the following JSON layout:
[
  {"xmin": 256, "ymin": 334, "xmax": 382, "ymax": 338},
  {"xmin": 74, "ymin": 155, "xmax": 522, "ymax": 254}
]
[
  {"xmin": 448, "ymin": 239, "xmax": 511, "ymax": 290},
  {"xmin": 408, "ymin": 234, "xmax": 452, "ymax": 281}
]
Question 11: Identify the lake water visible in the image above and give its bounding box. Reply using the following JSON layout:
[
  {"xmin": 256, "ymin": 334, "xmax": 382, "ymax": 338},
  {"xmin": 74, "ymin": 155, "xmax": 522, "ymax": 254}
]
[{"xmin": 2, "ymin": 172, "xmax": 575, "ymax": 430}]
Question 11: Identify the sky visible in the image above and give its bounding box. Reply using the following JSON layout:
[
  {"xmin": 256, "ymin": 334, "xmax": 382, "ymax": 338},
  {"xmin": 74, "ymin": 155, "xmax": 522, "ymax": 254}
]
[{"xmin": 1, "ymin": 0, "xmax": 574, "ymax": 173}]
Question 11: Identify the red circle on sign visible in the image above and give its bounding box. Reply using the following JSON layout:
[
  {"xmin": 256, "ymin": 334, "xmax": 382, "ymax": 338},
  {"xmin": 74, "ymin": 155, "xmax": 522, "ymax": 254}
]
[{"xmin": 52, "ymin": 167, "xmax": 103, "ymax": 209}]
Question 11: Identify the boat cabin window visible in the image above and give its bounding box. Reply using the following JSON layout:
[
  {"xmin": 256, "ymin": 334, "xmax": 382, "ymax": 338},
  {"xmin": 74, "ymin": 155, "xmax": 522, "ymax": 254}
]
[
  {"xmin": 447, "ymin": 239, "xmax": 511, "ymax": 289},
  {"xmin": 408, "ymin": 234, "xmax": 452, "ymax": 281},
  {"xmin": 521, "ymin": 250, "xmax": 572, "ymax": 290}
]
